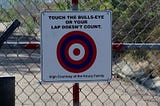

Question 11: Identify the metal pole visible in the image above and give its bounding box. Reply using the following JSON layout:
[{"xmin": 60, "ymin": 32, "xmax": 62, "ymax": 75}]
[
  {"xmin": 72, "ymin": 0, "xmax": 80, "ymax": 106},
  {"xmin": 0, "ymin": 19, "xmax": 20, "ymax": 48},
  {"xmin": 0, "ymin": 76, "xmax": 15, "ymax": 106},
  {"xmin": 73, "ymin": 83, "xmax": 79, "ymax": 106},
  {"xmin": 72, "ymin": 0, "xmax": 78, "ymax": 10}
]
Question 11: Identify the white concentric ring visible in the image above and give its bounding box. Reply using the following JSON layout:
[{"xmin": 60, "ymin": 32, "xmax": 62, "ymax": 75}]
[{"xmin": 69, "ymin": 43, "xmax": 85, "ymax": 61}]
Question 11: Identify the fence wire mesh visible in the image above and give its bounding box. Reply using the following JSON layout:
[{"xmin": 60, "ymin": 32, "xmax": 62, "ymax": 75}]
[{"xmin": 0, "ymin": 0, "xmax": 160, "ymax": 106}]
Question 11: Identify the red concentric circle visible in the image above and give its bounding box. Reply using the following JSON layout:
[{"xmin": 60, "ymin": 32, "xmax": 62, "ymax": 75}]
[
  {"xmin": 65, "ymin": 39, "xmax": 89, "ymax": 65},
  {"xmin": 73, "ymin": 48, "xmax": 80, "ymax": 56},
  {"xmin": 57, "ymin": 31, "xmax": 97, "ymax": 73}
]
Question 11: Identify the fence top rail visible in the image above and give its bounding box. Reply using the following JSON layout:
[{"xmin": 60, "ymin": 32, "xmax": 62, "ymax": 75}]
[
  {"xmin": 1, "ymin": 42, "xmax": 160, "ymax": 50},
  {"xmin": 113, "ymin": 43, "xmax": 160, "ymax": 50}
]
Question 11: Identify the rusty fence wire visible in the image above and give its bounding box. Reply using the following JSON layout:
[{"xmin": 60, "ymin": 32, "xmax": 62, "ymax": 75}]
[{"xmin": 0, "ymin": 0, "xmax": 160, "ymax": 106}]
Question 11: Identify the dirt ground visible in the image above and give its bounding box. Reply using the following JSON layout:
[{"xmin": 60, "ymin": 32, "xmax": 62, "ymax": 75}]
[{"xmin": 0, "ymin": 49, "xmax": 159, "ymax": 106}]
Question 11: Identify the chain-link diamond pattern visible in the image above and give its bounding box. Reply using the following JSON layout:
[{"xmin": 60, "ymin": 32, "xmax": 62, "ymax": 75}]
[{"xmin": 0, "ymin": 0, "xmax": 160, "ymax": 106}]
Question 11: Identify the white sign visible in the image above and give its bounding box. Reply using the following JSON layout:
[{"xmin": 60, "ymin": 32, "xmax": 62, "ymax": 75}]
[{"xmin": 41, "ymin": 11, "xmax": 112, "ymax": 82}]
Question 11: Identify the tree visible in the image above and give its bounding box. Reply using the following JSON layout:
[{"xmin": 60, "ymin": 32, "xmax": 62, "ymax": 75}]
[{"xmin": 111, "ymin": 0, "xmax": 160, "ymax": 43}]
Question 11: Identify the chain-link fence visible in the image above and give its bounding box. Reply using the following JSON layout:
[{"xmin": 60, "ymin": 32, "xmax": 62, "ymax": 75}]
[{"xmin": 0, "ymin": 0, "xmax": 160, "ymax": 106}]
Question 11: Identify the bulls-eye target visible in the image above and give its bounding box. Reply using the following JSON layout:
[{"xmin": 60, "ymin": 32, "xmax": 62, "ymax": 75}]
[{"xmin": 57, "ymin": 31, "xmax": 97, "ymax": 73}]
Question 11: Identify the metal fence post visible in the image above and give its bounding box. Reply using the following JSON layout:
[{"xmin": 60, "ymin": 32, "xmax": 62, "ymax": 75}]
[
  {"xmin": 0, "ymin": 76, "xmax": 15, "ymax": 106},
  {"xmin": 72, "ymin": 0, "xmax": 78, "ymax": 10},
  {"xmin": 72, "ymin": 0, "xmax": 80, "ymax": 106}
]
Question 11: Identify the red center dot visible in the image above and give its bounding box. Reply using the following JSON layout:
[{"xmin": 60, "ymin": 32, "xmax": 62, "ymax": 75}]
[{"xmin": 73, "ymin": 48, "xmax": 80, "ymax": 56}]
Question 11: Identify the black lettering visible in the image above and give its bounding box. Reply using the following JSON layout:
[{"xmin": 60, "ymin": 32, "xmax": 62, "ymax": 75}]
[
  {"xmin": 84, "ymin": 25, "xmax": 101, "ymax": 29},
  {"xmin": 67, "ymin": 15, "xmax": 76, "ymax": 19},
  {"xmin": 62, "ymin": 25, "xmax": 82, "ymax": 29},
  {"xmin": 51, "ymin": 25, "xmax": 60, "ymax": 29},
  {"xmin": 65, "ymin": 20, "xmax": 73, "ymax": 24},
  {"xmin": 74, "ymin": 20, "xmax": 87, "ymax": 24},
  {"xmin": 95, "ymin": 15, "xmax": 104, "ymax": 19},
  {"xmin": 77, "ymin": 15, "xmax": 104, "ymax": 19},
  {"xmin": 48, "ymin": 16, "xmax": 65, "ymax": 20}
]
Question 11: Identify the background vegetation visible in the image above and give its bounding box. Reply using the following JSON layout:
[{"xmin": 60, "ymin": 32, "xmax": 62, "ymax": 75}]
[
  {"xmin": 0, "ymin": 0, "xmax": 160, "ymax": 75},
  {"xmin": 1, "ymin": 0, "xmax": 159, "ymax": 41}
]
